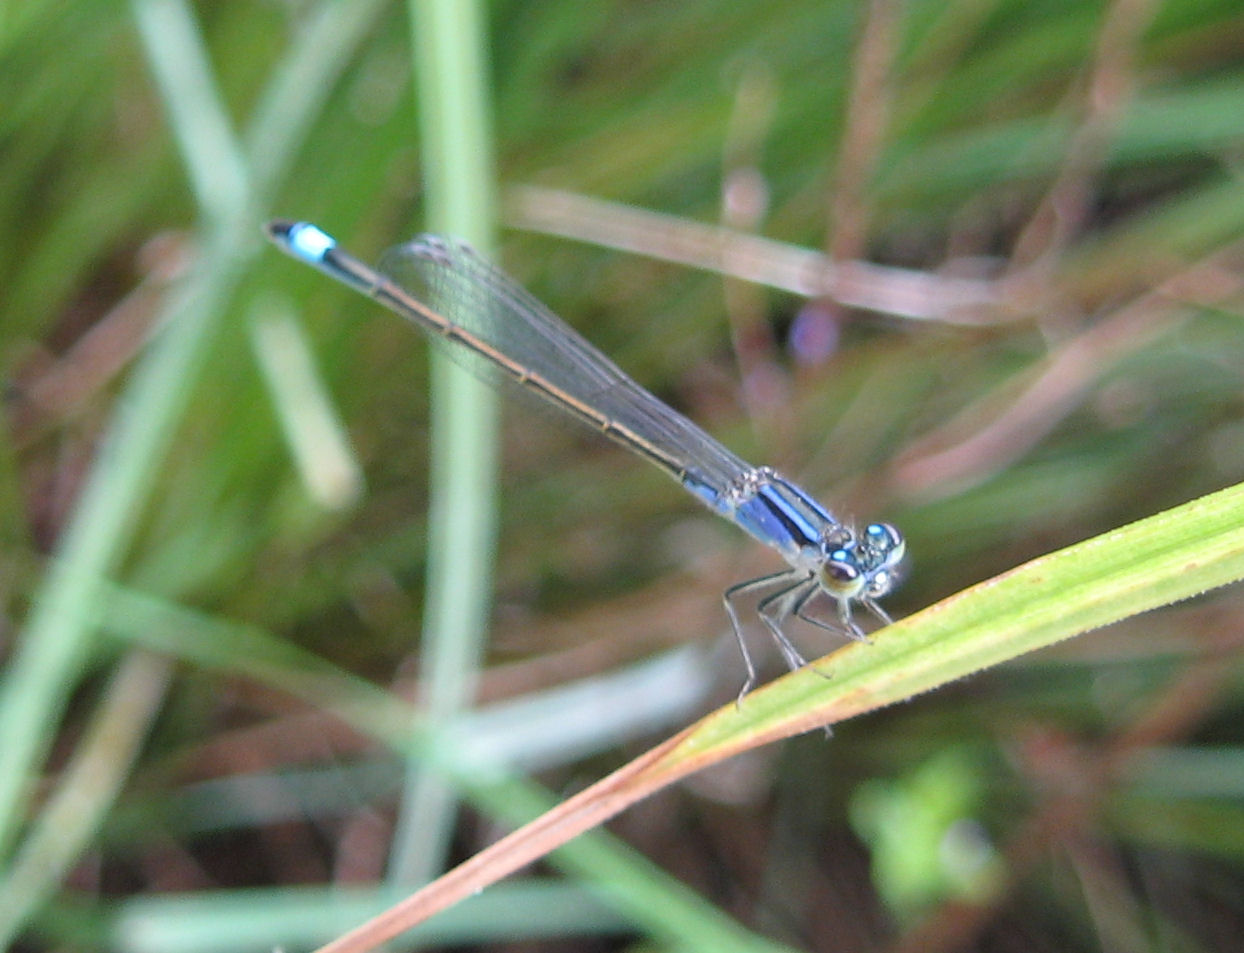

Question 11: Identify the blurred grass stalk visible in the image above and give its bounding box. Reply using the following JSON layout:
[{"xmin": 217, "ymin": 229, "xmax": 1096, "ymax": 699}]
[
  {"xmin": 0, "ymin": 0, "xmax": 388, "ymax": 923},
  {"xmin": 0, "ymin": 0, "xmax": 254, "ymax": 865},
  {"xmin": 384, "ymin": 0, "xmax": 501, "ymax": 887}
]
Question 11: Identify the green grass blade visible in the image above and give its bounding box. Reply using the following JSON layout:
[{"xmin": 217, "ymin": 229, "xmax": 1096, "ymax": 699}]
[
  {"xmin": 0, "ymin": 0, "xmax": 388, "ymax": 879},
  {"xmin": 330, "ymin": 482, "xmax": 1244, "ymax": 946},
  {"xmin": 386, "ymin": 0, "xmax": 502, "ymax": 887}
]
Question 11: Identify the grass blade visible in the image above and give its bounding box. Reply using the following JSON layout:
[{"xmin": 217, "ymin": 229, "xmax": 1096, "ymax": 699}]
[{"xmin": 313, "ymin": 479, "xmax": 1244, "ymax": 951}]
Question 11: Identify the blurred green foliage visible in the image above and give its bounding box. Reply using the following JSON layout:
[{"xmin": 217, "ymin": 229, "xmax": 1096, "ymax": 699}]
[{"xmin": 4, "ymin": 0, "xmax": 1244, "ymax": 950}]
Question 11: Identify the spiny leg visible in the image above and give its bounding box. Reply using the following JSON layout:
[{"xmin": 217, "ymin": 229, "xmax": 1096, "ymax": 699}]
[
  {"xmin": 755, "ymin": 575, "xmax": 818, "ymax": 674},
  {"xmin": 791, "ymin": 586, "xmax": 837, "ymax": 633},
  {"xmin": 793, "ymin": 588, "xmax": 871, "ymax": 643},
  {"xmin": 776, "ymin": 581, "xmax": 839, "ymax": 681},
  {"xmin": 762, "ymin": 576, "xmax": 837, "ymax": 738},
  {"xmin": 723, "ymin": 568, "xmax": 804, "ymax": 705},
  {"xmin": 722, "ymin": 590, "xmax": 758, "ymax": 705},
  {"xmin": 862, "ymin": 597, "xmax": 893, "ymax": 627}
]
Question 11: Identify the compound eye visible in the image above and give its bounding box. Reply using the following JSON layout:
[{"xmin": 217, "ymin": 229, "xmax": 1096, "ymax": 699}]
[
  {"xmin": 865, "ymin": 522, "xmax": 899, "ymax": 549},
  {"xmin": 820, "ymin": 550, "xmax": 865, "ymax": 598},
  {"xmin": 863, "ymin": 522, "xmax": 905, "ymax": 566}
]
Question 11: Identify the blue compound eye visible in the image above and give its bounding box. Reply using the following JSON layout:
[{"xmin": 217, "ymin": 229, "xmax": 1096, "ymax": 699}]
[
  {"xmin": 861, "ymin": 522, "xmax": 905, "ymax": 571},
  {"xmin": 866, "ymin": 522, "xmax": 902, "ymax": 552},
  {"xmin": 820, "ymin": 550, "xmax": 865, "ymax": 597},
  {"xmin": 866, "ymin": 523, "xmax": 895, "ymax": 547}
]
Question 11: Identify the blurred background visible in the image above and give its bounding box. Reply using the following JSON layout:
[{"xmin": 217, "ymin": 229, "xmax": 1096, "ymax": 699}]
[{"xmin": 4, "ymin": 0, "xmax": 1244, "ymax": 950}]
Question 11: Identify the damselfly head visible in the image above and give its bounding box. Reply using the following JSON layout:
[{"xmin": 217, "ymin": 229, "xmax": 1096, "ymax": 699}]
[{"xmin": 817, "ymin": 521, "xmax": 906, "ymax": 603}]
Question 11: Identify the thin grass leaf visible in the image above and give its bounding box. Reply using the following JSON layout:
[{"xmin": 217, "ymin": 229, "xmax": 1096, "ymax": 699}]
[{"xmin": 312, "ymin": 479, "xmax": 1244, "ymax": 951}]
